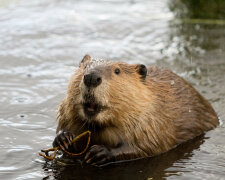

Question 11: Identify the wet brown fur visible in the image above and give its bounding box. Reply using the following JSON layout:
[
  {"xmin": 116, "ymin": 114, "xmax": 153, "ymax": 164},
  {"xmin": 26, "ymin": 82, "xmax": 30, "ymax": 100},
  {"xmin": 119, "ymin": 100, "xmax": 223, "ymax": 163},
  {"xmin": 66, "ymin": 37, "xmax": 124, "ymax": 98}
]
[{"xmin": 56, "ymin": 55, "xmax": 219, "ymax": 160}]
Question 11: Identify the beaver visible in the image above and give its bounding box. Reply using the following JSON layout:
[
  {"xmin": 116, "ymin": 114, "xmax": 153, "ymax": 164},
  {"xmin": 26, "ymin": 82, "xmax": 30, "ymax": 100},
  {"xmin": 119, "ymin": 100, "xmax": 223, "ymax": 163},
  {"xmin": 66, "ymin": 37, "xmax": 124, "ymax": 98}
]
[{"xmin": 53, "ymin": 54, "xmax": 219, "ymax": 165}]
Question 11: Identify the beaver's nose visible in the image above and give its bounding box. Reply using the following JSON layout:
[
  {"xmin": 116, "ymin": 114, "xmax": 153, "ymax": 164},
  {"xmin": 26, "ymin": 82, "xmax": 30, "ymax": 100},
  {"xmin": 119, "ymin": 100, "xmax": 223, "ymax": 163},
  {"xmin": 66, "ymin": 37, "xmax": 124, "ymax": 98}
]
[{"xmin": 83, "ymin": 72, "xmax": 102, "ymax": 88}]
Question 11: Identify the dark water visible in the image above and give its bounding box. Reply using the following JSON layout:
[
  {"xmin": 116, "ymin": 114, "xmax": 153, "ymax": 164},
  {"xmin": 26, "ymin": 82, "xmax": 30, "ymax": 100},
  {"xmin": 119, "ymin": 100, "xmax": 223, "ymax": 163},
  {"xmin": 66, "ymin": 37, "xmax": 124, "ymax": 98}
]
[{"xmin": 0, "ymin": 0, "xmax": 225, "ymax": 179}]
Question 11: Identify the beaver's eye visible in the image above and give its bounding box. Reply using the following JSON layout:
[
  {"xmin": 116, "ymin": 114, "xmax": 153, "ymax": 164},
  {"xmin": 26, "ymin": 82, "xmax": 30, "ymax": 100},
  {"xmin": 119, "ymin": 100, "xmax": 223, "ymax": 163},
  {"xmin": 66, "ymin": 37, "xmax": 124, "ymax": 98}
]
[{"xmin": 114, "ymin": 68, "xmax": 120, "ymax": 75}]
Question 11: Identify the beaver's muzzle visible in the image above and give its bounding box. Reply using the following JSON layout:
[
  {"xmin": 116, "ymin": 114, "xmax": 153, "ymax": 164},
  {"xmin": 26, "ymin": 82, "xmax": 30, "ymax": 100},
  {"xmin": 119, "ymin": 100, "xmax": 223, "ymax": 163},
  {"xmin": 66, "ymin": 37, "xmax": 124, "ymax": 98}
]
[{"xmin": 83, "ymin": 71, "xmax": 102, "ymax": 88}]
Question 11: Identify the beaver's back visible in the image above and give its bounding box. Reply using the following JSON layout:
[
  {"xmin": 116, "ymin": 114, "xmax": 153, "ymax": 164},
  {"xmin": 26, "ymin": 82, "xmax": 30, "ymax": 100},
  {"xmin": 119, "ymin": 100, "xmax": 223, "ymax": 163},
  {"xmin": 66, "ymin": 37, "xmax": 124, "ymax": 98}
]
[{"xmin": 146, "ymin": 66, "xmax": 218, "ymax": 144}]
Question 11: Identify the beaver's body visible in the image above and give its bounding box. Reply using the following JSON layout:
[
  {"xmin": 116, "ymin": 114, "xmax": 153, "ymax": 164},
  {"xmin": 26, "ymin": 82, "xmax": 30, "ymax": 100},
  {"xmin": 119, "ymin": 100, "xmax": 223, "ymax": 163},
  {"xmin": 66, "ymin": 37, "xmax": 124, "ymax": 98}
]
[{"xmin": 53, "ymin": 55, "xmax": 218, "ymax": 165}]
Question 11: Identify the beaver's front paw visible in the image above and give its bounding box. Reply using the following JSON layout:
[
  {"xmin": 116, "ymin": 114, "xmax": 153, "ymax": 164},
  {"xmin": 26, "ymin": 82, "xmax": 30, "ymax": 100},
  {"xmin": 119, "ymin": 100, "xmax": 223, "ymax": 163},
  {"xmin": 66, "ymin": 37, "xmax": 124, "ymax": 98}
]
[
  {"xmin": 84, "ymin": 145, "xmax": 114, "ymax": 166},
  {"xmin": 52, "ymin": 131, "xmax": 75, "ymax": 151}
]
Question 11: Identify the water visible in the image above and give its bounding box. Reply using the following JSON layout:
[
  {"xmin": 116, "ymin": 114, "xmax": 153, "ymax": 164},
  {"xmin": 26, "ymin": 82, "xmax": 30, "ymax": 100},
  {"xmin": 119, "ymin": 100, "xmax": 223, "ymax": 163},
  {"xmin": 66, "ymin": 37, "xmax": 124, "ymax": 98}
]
[{"xmin": 0, "ymin": 0, "xmax": 225, "ymax": 179}]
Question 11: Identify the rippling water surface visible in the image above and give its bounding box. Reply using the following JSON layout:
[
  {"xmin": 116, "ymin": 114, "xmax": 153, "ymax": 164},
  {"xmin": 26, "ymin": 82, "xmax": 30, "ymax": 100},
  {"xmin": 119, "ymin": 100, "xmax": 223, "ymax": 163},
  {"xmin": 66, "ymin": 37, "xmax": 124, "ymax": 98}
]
[{"xmin": 0, "ymin": 0, "xmax": 225, "ymax": 179}]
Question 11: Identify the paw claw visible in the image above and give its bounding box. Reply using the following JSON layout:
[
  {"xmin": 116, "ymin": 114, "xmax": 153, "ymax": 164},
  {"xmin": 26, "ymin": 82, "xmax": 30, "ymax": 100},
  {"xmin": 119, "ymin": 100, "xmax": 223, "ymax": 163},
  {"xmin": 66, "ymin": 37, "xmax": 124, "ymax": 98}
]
[{"xmin": 52, "ymin": 131, "xmax": 76, "ymax": 151}]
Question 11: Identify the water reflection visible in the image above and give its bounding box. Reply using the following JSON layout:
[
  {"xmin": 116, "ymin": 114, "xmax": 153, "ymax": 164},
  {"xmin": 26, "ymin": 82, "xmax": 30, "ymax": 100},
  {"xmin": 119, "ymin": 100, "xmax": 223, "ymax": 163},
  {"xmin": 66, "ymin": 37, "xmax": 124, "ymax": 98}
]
[
  {"xmin": 162, "ymin": 0, "xmax": 225, "ymax": 65},
  {"xmin": 41, "ymin": 135, "xmax": 205, "ymax": 180},
  {"xmin": 169, "ymin": 0, "xmax": 225, "ymax": 19}
]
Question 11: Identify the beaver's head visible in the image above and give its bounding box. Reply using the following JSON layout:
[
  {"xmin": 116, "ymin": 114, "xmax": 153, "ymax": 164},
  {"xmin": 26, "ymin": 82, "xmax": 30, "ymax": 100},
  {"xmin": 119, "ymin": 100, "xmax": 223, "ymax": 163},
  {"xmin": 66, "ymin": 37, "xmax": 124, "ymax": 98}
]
[{"xmin": 67, "ymin": 55, "xmax": 150, "ymax": 128}]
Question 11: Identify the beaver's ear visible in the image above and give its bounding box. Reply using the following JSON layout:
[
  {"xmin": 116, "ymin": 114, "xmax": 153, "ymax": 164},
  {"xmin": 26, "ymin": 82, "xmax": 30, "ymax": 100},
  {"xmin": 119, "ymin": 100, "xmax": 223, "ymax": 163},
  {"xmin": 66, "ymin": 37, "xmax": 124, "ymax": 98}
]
[
  {"xmin": 79, "ymin": 54, "xmax": 91, "ymax": 68},
  {"xmin": 136, "ymin": 64, "xmax": 147, "ymax": 80}
]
